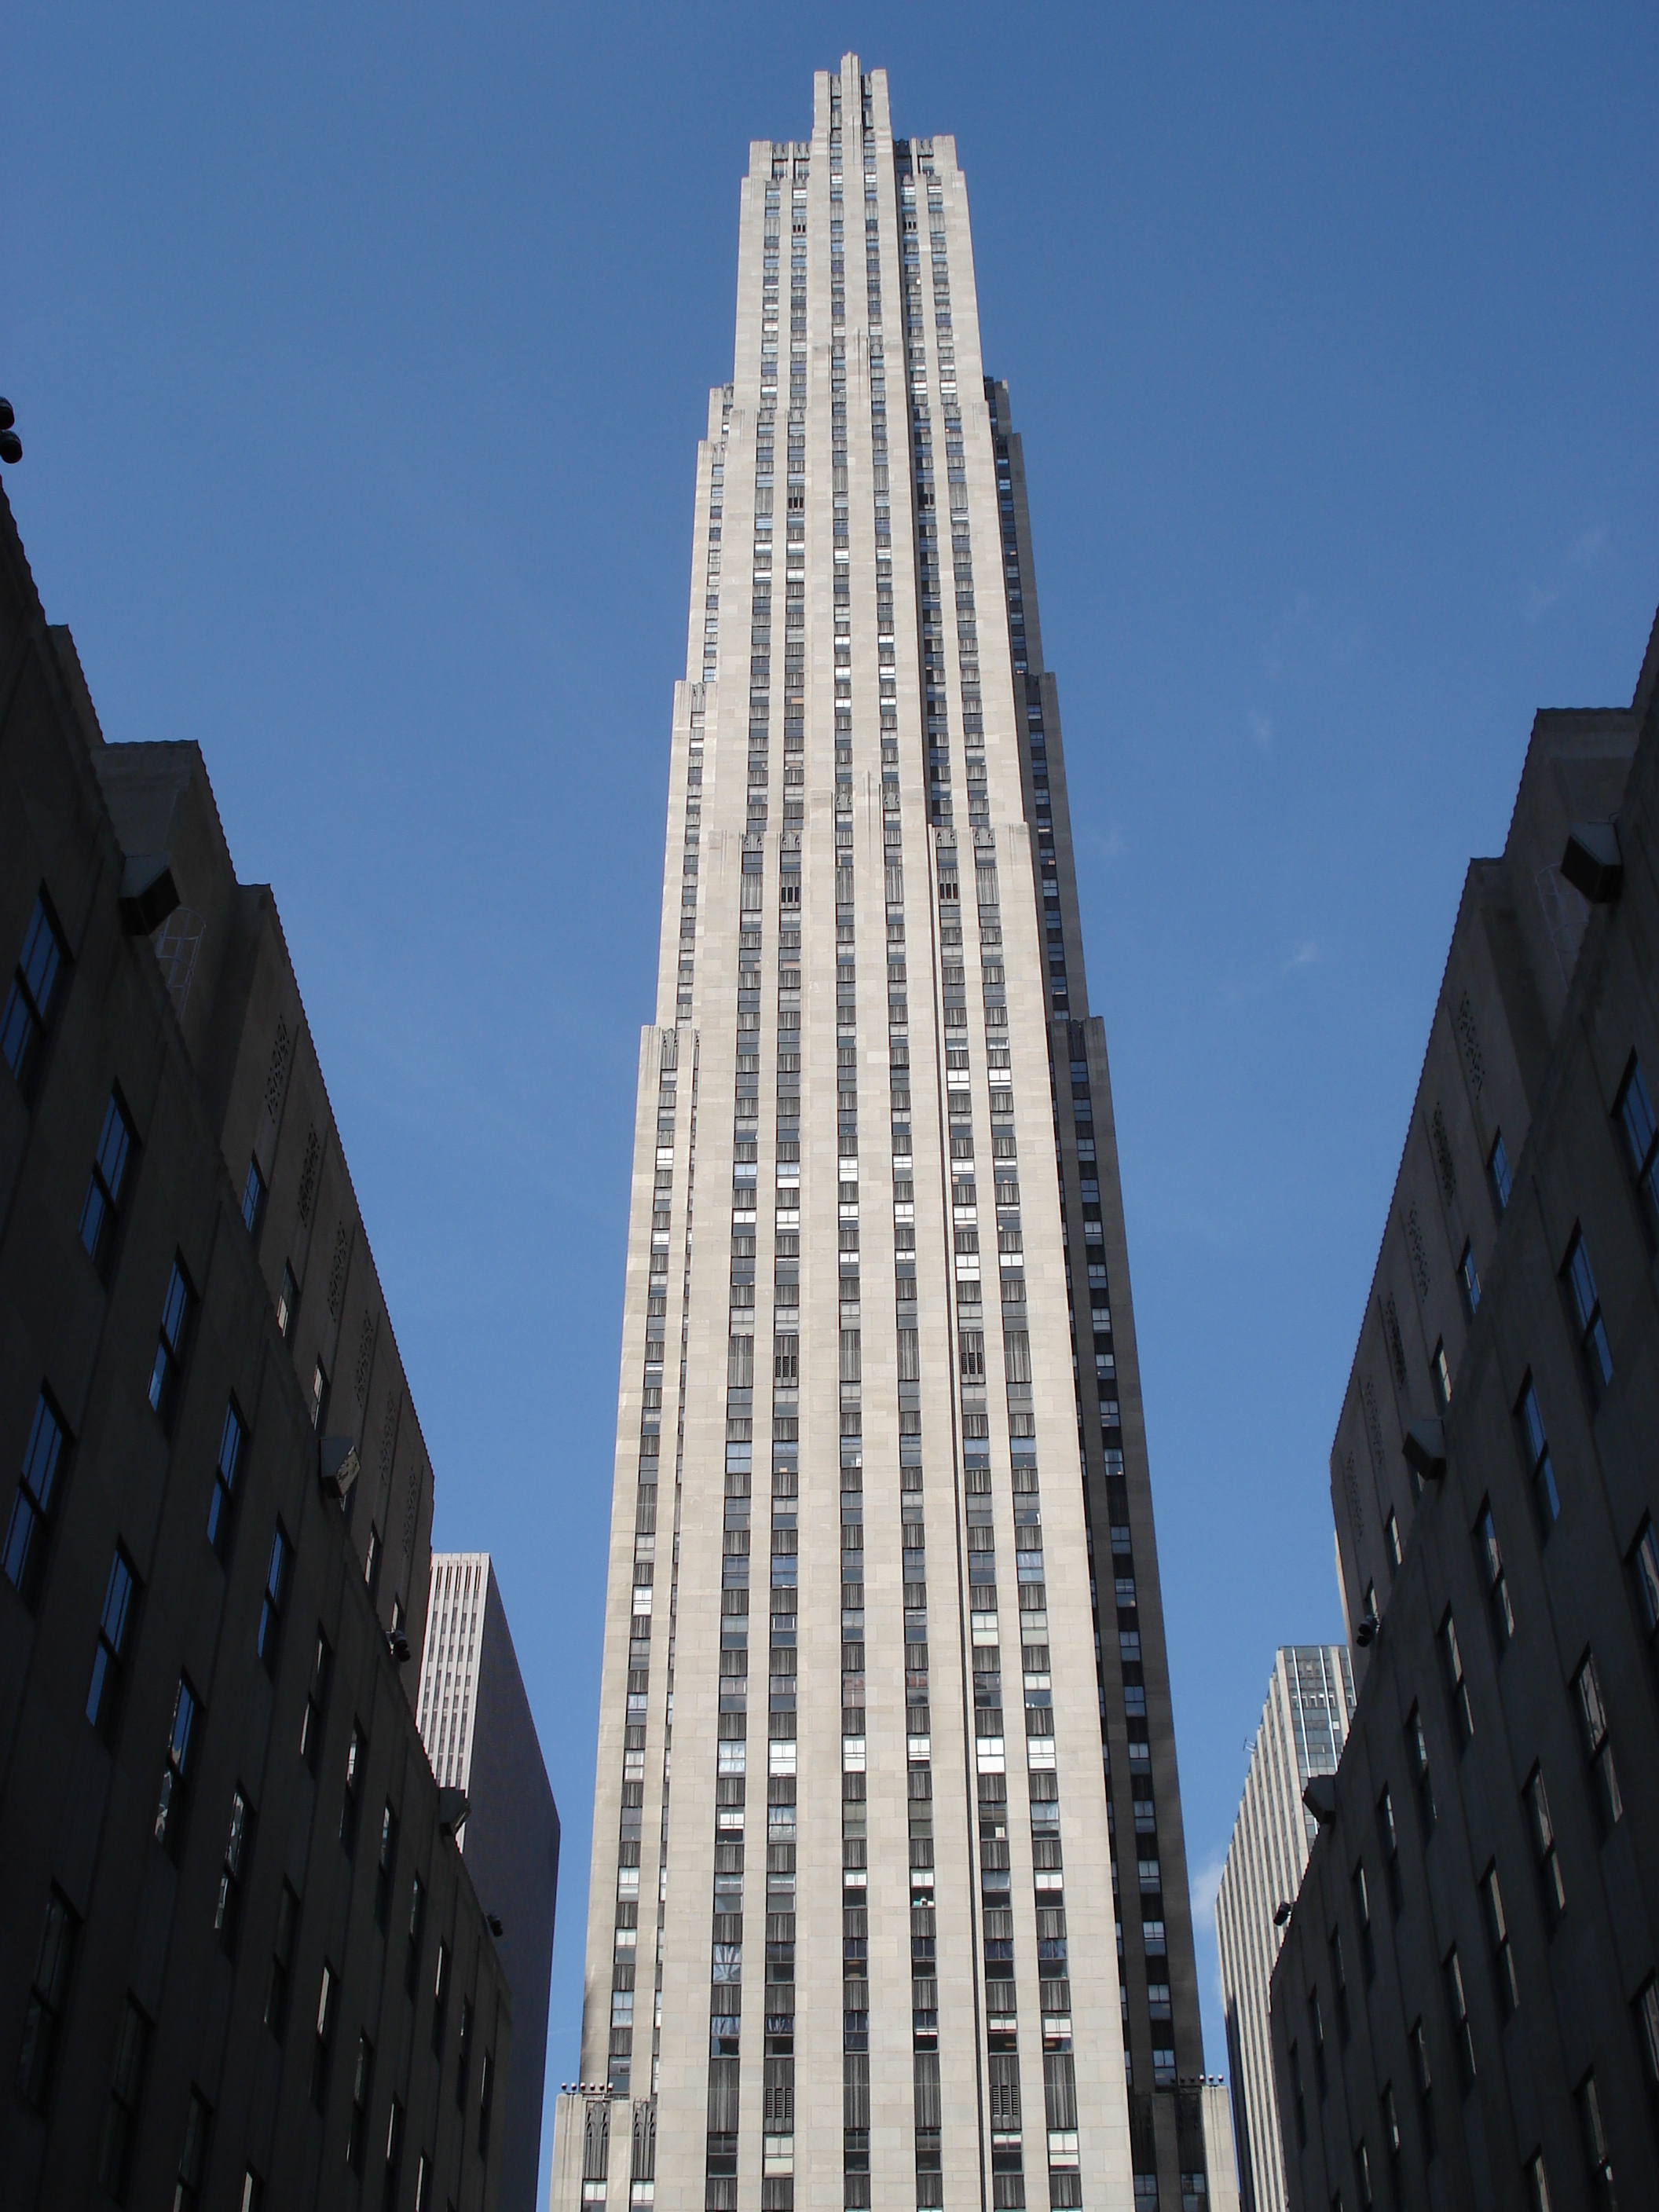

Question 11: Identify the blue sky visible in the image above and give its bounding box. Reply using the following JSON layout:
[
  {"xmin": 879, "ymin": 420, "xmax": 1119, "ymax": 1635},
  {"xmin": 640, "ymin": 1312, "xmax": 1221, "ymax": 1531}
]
[{"xmin": 8, "ymin": 1, "xmax": 1657, "ymax": 2180}]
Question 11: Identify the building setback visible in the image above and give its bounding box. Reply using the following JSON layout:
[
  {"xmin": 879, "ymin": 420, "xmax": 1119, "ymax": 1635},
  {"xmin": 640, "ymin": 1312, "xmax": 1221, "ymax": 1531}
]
[
  {"xmin": 1215, "ymin": 1647, "xmax": 1355, "ymax": 2212},
  {"xmin": 551, "ymin": 57, "xmax": 1211, "ymax": 2212},
  {"xmin": 416, "ymin": 1553, "xmax": 559, "ymax": 2212},
  {"xmin": 1269, "ymin": 610, "xmax": 1659, "ymax": 2208},
  {"xmin": 0, "ymin": 485, "xmax": 511, "ymax": 2209}
]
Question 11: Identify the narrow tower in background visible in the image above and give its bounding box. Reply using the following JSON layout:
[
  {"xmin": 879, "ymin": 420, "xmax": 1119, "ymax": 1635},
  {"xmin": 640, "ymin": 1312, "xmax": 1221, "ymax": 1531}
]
[{"xmin": 552, "ymin": 59, "xmax": 1209, "ymax": 2212}]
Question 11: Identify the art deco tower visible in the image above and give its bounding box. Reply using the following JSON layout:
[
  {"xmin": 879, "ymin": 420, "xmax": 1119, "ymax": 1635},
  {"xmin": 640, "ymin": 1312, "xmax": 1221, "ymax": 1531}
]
[{"xmin": 552, "ymin": 59, "xmax": 1209, "ymax": 2212}]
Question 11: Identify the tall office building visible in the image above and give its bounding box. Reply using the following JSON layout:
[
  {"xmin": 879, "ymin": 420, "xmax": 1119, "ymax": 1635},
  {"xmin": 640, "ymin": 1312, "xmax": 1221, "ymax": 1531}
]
[
  {"xmin": 416, "ymin": 1555, "xmax": 560, "ymax": 2212},
  {"xmin": 1269, "ymin": 615, "xmax": 1659, "ymax": 2208},
  {"xmin": 551, "ymin": 60, "xmax": 1208, "ymax": 2212},
  {"xmin": 1214, "ymin": 1648, "xmax": 1355, "ymax": 2212}
]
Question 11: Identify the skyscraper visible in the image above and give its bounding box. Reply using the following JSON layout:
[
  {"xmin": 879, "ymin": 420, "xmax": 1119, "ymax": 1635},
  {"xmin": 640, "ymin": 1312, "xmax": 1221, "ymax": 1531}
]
[
  {"xmin": 416, "ymin": 1555, "xmax": 560, "ymax": 2212},
  {"xmin": 552, "ymin": 60, "xmax": 1208, "ymax": 2212},
  {"xmin": 1214, "ymin": 1648, "xmax": 1355, "ymax": 2212}
]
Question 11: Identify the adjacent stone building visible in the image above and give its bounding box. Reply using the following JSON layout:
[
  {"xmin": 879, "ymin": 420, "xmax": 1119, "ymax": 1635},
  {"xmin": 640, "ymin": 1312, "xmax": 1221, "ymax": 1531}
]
[
  {"xmin": 416, "ymin": 1553, "xmax": 559, "ymax": 2212},
  {"xmin": 1269, "ymin": 610, "xmax": 1659, "ymax": 2207},
  {"xmin": 551, "ymin": 56, "xmax": 1214, "ymax": 2212},
  {"xmin": 0, "ymin": 484, "xmax": 511, "ymax": 2210}
]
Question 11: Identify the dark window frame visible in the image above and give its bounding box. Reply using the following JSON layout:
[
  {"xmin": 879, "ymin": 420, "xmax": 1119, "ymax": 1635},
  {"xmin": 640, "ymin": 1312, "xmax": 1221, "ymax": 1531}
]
[
  {"xmin": 1, "ymin": 890, "xmax": 69, "ymax": 1100},
  {"xmin": 80, "ymin": 1088, "xmax": 137, "ymax": 1281},
  {"xmin": 2, "ymin": 1388, "xmax": 71, "ymax": 1608},
  {"xmin": 86, "ymin": 1544, "xmax": 141, "ymax": 1741}
]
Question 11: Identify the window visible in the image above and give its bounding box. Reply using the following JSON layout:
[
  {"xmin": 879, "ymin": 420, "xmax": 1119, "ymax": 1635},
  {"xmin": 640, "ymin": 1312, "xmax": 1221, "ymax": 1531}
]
[
  {"xmin": 310, "ymin": 1357, "xmax": 328, "ymax": 1430},
  {"xmin": 478, "ymin": 2047, "xmax": 495, "ymax": 2159},
  {"xmin": 1458, "ymin": 1240, "xmax": 1481, "ymax": 1320},
  {"xmin": 1578, "ymin": 2071, "xmax": 1616, "ymax": 2207},
  {"xmin": 276, "ymin": 1262, "xmax": 298, "ymax": 1339},
  {"xmin": 1288, "ymin": 2039, "xmax": 1306, "ymax": 2148},
  {"xmin": 86, "ymin": 1546, "xmax": 140, "ymax": 1739},
  {"xmin": 1353, "ymin": 1862, "xmax": 1375, "ymax": 1984},
  {"xmin": 406, "ymin": 1873, "xmax": 426, "ymax": 2000},
  {"xmin": 1406, "ymin": 1705, "xmax": 1435, "ymax": 1837},
  {"xmin": 347, "ymin": 2033, "xmax": 375, "ymax": 2173},
  {"xmin": 301, "ymin": 1629, "xmax": 331, "ymax": 1773},
  {"xmin": 265, "ymin": 1882, "xmax": 298, "ymax": 2040},
  {"xmin": 3, "ymin": 1389, "xmax": 68, "ymax": 1605},
  {"xmin": 1380, "ymin": 2081, "xmax": 1401, "ymax": 2166},
  {"xmin": 412, "ymin": 2152, "xmax": 430, "ymax": 2212},
  {"xmin": 1444, "ymin": 1947, "xmax": 1475, "ymax": 2092},
  {"xmin": 97, "ymin": 1995, "xmax": 150, "ymax": 2202},
  {"xmin": 155, "ymin": 1674, "xmax": 200, "ymax": 1857},
  {"xmin": 1635, "ymin": 1975, "xmax": 1659, "ymax": 2106},
  {"xmin": 1563, "ymin": 1229, "xmax": 1613, "ymax": 1398},
  {"xmin": 383, "ymin": 2097, "xmax": 405, "ymax": 2210},
  {"xmin": 1617, "ymin": 1054, "xmax": 1659, "ymax": 1238},
  {"xmin": 1408, "ymin": 2017, "xmax": 1435, "ymax": 2157},
  {"xmin": 1431, "ymin": 1339, "xmax": 1452, "ymax": 1409},
  {"xmin": 207, "ymin": 1401, "xmax": 246, "ymax": 1558},
  {"xmin": 1377, "ymin": 1786, "xmax": 1401, "ymax": 1914},
  {"xmin": 431, "ymin": 1943, "xmax": 450, "ymax": 2056},
  {"xmin": 148, "ymin": 1255, "xmax": 195, "ymax": 1429},
  {"xmin": 1385, "ymin": 1508, "xmax": 1401, "ymax": 1577},
  {"xmin": 1517, "ymin": 1377, "xmax": 1560, "ymax": 1532},
  {"xmin": 1629, "ymin": 1516, "xmax": 1659, "ymax": 1648},
  {"xmin": 1441, "ymin": 1612, "xmax": 1473, "ymax": 1744},
  {"xmin": 1481, "ymin": 1863, "xmax": 1518, "ymax": 2015},
  {"xmin": 256, "ymin": 1524, "xmax": 291, "ymax": 1672},
  {"xmin": 15, "ymin": 1886, "xmax": 78, "ymax": 2109},
  {"xmin": 1489, "ymin": 1130, "xmax": 1512, "ymax": 1214},
  {"xmin": 1309, "ymin": 1988, "xmax": 1328, "ymax": 2097},
  {"xmin": 1328, "ymin": 1927, "xmax": 1350, "ymax": 2045},
  {"xmin": 1474, "ymin": 1502, "xmax": 1514, "ymax": 1650},
  {"xmin": 310, "ymin": 1961, "xmax": 337, "ymax": 2109},
  {"xmin": 1575, "ymin": 1652, "xmax": 1622, "ymax": 1831},
  {"xmin": 1524, "ymin": 1765, "xmax": 1566, "ymax": 1925},
  {"xmin": 456, "ymin": 1998, "xmax": 474, "ymax": 2111},
  {"xmin": 341, "ymin": 1723, "xmax": 365, "ymax": 1855},
  {"xmin": 364, "ymin": 1523, "xmax": 383, "ymax": 1602},
  {"xmin": 241, "ymin": 1158, "xmax": 267, "ymax": 1240},
  {"xmin": 80, "ymin": 1091, "xmax": 136, "ymax": 1278},
  {"xmin": 1525, "ymin": 2150, "xmax": 1552, "ymax": 2212},
  {"xmin": 2, "ymin": 892, "xmax": 68, "ymax": 1095},
  {"xmin": 375, "ymin": 1801, "xmax": 398, "ymax": 1932},
  {"xmin": 176, "ymin": 2088, "xmax": 211, "ymax": 2212},
  {"xmin": 215, "ymin": 1787, "xmax": 255, "ymax": 1956}
]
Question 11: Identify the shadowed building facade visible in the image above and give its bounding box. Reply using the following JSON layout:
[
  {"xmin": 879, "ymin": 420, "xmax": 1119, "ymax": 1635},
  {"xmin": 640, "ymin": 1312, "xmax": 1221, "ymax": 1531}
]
[
  {"xmin": 551, "ymin": 57, "xmax": 1211, "ymax": 2212},
  {"xmin": 1269, "ymin": 613, "xmax": 1659, "ymax": 2208}
]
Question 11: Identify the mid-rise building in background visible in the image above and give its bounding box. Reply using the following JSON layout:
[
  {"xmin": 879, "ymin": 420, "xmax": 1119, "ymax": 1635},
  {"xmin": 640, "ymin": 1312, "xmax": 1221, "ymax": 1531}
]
[
  {"xmin": 0, "ymin": 485, "xmax": 511, "ymax": 2210},
  {"xmin": 1270, "ymin": 614, "xmax": 1659, "ymax": 2208},
  {"xmin": 416, "ymin": 1552, "xmax": 559, "ymax": 2212},
  {"xmin": 1215, "ymin": 1648, "xmax": 1354, "ymax": 2212},
  {"xmin": 551, "ymin": 57, "xmax": 1214, "ymax": 2212}
]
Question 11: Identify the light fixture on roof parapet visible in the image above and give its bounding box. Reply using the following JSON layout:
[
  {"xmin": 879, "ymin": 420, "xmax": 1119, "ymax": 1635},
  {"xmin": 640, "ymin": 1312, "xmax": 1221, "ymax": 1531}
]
[
  {"xmin": 1561, "ymin": 821, "xmax": 1623, "ymax": 905},
  {"xmin": 1302, "ymin": 1775, "xmax": 1339, "ymax": 1827},
  {"xmin": 1403, "ymin": 1419, "xmax": 1447, "ymax": 1484}
]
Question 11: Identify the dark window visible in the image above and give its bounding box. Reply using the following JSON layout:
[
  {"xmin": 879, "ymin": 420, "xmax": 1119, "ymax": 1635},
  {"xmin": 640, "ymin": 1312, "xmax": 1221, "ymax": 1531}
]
[
  {"xmin": 1406, "ymin": 1705, "xmax": 1435, "ymax": 1837},
  {"xmin": 1444, "ymin": 1947, "xmax": 1475, "ymax": 2092},
  {"xmin": 478, "ymin": 2047, "xmax": 495, "ymax": 2159},
  {"xmin": 1474, "ymin": 1502, "xmax": 1514, "ymax": 1650},
  {"xmin": 1377, "ymin": 1786, "xmax": 1401, "ymax": 1915},
  {"xmin": 456, "ymin": 1997, "xmax": 474, "ymax": 2111},
  {"xmin": 1352, "ymin": 1862, "xmax": 1375, "ymax": 1984},
  {"xmin": 309, "ymin": 1962, "xmax": 337, "ymax": 2110},
  {"xmin": 1517, "ymin": 1378, "xmax": 1560, "ymax": 1533},
  {"xmin": 176, "ymin": 2088, "xmax": 211, "ymax": 2212},
  {"xmin": 148, "ymin": 1255, "xmax": 196, "ymax": 1429},
  {"xmin": 207, "ymin": 1401, "xmax": 246, "ymax": 1559},
  {"xmin": 383, "ymin": 2097, "xmax": 405, "ymax": 2211},
  {"xmin": 264, "ymin": 1882, "xmax": 298, "ymax": 2039},
  {"xmin": 1578, "ymin": 2071, "xmax": 1616, "ymax": 2208},
  {"xmin": 375, "ymin": 1801, "xmax": 398, "ymax": 1932},
  {"xmin": 2, "ymin": 892, "xmax": 68, "ymax": 1097},
  {"xmin": 1635, "ymin": 1975, "xmax": 1659, "ymax": 2108},
  {"xmin": 1617, "ymin": 1055, "xmax": 1659, "ymax": 1240},
  {"xmin": 1441, "ymin": 1612, "xmax": 1474, "ymax": 1745},
  {"xmin": 1482, "ymin": 1863, "xmax": 1518, "ymax": 2015},
  {"xmin": 155, "ymin": 1675, "xmax": 200, "ymax": 1857},
  {"xmin": 406, "ymin": 1874, "xmax": 426, "ymax": 2000},
  {"xmin": 1309, "ymin": 1988, "xmax": 1328, "ymax": 2097},
  {"xmin": 340, "ymin": 1723, "xmax": 365, "ymax": 1855},
  {"xmin": 276, "ymin": 1262, "xmax": 298, "ymax": 1340},
  {"xmin": 301, "ymin": 1629, "xmax": 331, "ymax": 1773},
  {"xmin": 347, "ymin": 2034, "xmax": 375, "ymax": 2174},
  {"xmin": 1524, "ymin": 1765, "xmax": 1566, "ymax": 1926},
  {"xmin": 14, "ymin": 1886, "xmax": 78, "ymax": 2109},
  {"xmin": 1458, "ymin": 1241, "xmax": 1481, "ymax": 1320},
  {"xmin": 215, "ymin": 1787, "xmax": 255, "ymax": 1956},
  {"xmin": 80, "ymin": 1091, "xmax": 136, "ymax": 1278},
  {"xmin": 97, "ymin": 1995, "xmax": 151, "ymax": 2202},
  {"xmin": 1381, "ymin": 2082, "xmax": 1401, "ymax": 2166},
  {"xmin": 364, "ymin": 1522, "xmax": 383, "ymax": 1603},
  {"xmin": 256, "ymin": 1524, "xmax": 291, "ymax": 1672},
  {"xmin": 1409, "ymin": 2017, "xmax": 1435, "ymax": 2157},
  {"xmin": 1328, "ymin": 1927, "xmax": 1350, "ymax": 2045},
  {"xmin": 3, "ymin": 1389, "xmax": 69, "ymax": 1605},
  {"xmin": 431, "ymin": 1943, "xmax": 449, "ymax": 2056},
  {"xmin": 1525, "ymin": 2151, "xmax": 1551, "ymax": 2211},
  {"xmin": 1385, "ymin": 1509, "xmax": 1402, "ymax": 1577},
  {"xmin": 1288, "ymin": 2039, "xmax": 1306, "ymax": 2148},
  {"xmin": 1489, "ymin": 1130, "xmax": 1512, "ymax": 1214},
  {"xmin": 310, "ymin": 1357, "xmax": 329, "ymax": 1432},
  {"xmin": 1575, "ymin": 1652, "xmax": 1622, "ymax": 1832},
  {"xmin": 240, "ymin": 1158, "xmax": 267, "ymax": 1240},
  {"xmin": 86, "ymin": 1546, "xmax": 140, "ymax": 1739},
  {"xmin": 1563, "ymin": 1229, "xmax": 1613, "ymax": 1399},
  {"xmin": 1629, "ymin": 1516, "xmax": 1659, "ymax": 1649},
  {"xmin": 1431, "ymin": 1338, "xmax": 1452, "ymax": 1410}
]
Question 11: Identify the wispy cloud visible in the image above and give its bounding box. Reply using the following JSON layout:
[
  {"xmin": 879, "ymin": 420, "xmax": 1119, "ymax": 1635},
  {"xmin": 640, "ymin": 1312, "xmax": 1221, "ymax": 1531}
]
[
  {"xmin": 1190, "ymin": 1849, "xmax": 1227, "ymax": 1939},
  {"xmin": 1246, "ymin": 709, "xmax": 1273, "ymax": 753},
  {"xmin": 1282, "ymin": 939, "xmax": 1320, "ymax": 975}
]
